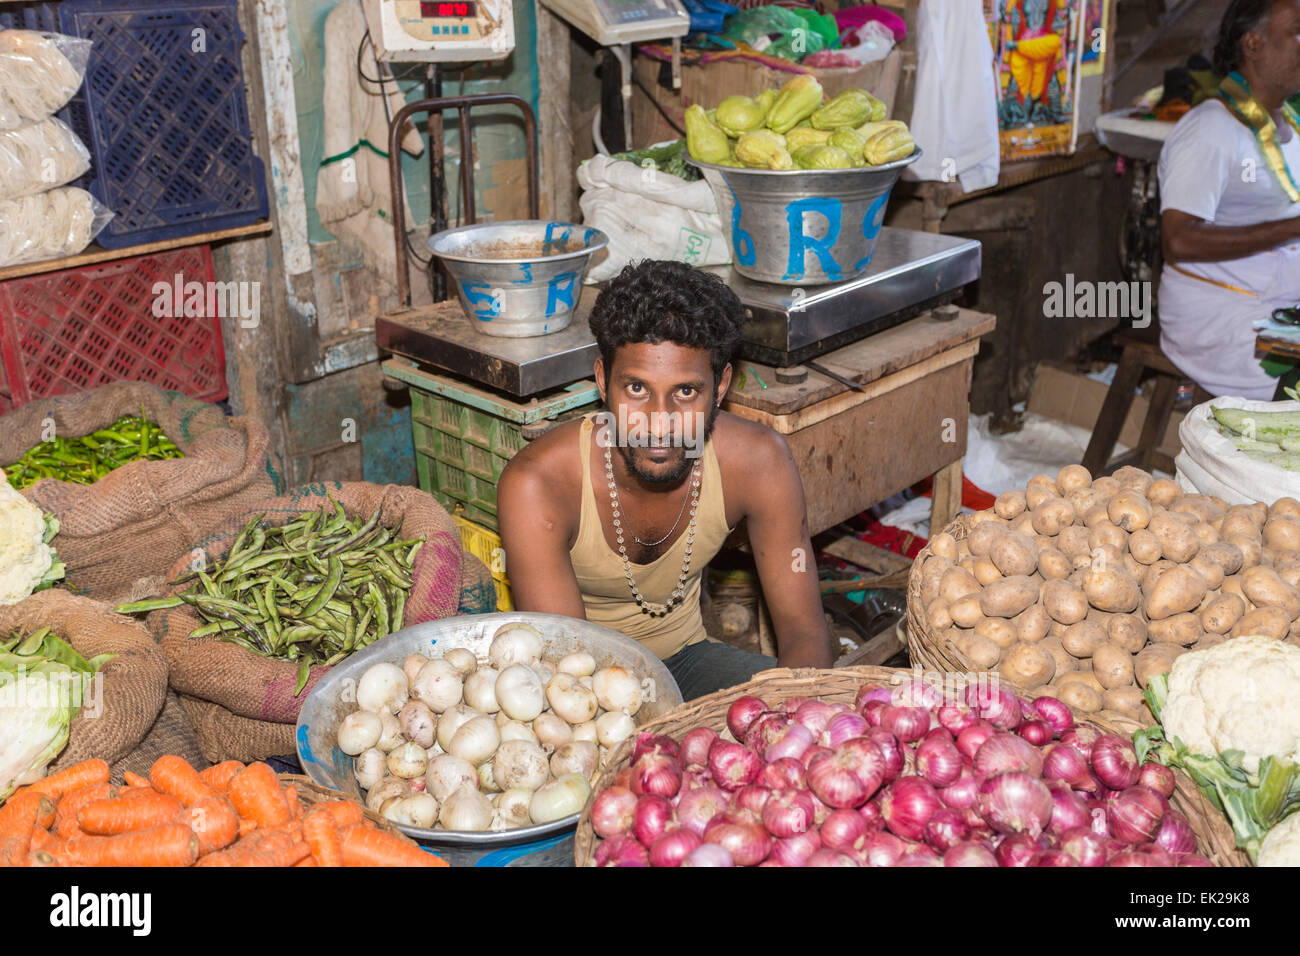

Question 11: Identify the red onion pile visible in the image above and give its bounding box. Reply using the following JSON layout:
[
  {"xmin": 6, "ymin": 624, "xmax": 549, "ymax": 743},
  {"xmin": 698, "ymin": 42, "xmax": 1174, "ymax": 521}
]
[{"xmin": 587, "ymin": 682, "xmax": 1213, "ymax": 867}]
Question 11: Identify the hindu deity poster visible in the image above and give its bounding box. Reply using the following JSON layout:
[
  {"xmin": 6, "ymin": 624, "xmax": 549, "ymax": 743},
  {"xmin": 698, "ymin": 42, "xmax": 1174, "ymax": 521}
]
[{"xmin": 989, "ymin": 0, "xmax": 1085, "ymax": 160}]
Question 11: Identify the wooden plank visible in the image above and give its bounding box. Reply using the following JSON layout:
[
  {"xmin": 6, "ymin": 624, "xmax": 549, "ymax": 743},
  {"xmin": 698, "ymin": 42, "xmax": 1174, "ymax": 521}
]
[
  {"xmin": 0, "ymin": 221, "xmax": 273, "ymax": 282},
  {"xmin": 725, "ymin": 307, "xmax": 995, "ymax": 416},
  {"xmin": 929, "ymin": 458, "xmax": 963, "ymax": 533},
  {"xmin": 535, "ymin": 1, "xmax": 576, "ymax": 222},
  {"xmin": 252, "ymin": 0, "xmax": 312, "ymax": 277},
  {"xmin": 726, "ymin": 340, "xmax": 978, "ymax": 433},
  {"xmin": 789, "ymin": 357, "xmax": 971, "ymax": 534},
  {"xmin": 823, "ymin": 536, "xmax": 913, "ymax": 574},
  {"xmin": 835, "ymin": 623, "xmax": 907, "ymax": 668}
]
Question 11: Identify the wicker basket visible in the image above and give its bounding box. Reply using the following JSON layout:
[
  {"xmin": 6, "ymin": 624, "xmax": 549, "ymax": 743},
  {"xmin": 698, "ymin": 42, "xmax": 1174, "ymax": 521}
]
[
  {"xmin": 280, "ymin": 774, "xmax": 420, "ymax": 847},
  {"xmin": 573, "ymin": 665, "xmax": 1248, "ymax": 867},
  {"xmin": 905, "ymin": 513, "xmax": 973, "ymax": 675}
]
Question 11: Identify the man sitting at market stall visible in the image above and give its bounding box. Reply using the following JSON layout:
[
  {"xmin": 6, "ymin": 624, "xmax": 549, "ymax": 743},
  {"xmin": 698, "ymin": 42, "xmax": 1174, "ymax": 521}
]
[
  {"xmin": 498, "ymin": 259, "xmax": 834, "ymax": 699},
  {"xmin": 1157, "ymin": 0, "xmax": 1300, "ymax": 399}
]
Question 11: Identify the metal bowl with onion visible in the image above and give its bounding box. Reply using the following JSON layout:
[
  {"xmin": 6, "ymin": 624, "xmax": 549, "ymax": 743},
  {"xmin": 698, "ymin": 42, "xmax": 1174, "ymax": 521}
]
[
  {"xmin": 295, "ymin": 611, "xmax": 681, "ymax": 866},
  {"xmin": 689, "ymin": 147, "xmax": 921, "ymax": 286}
]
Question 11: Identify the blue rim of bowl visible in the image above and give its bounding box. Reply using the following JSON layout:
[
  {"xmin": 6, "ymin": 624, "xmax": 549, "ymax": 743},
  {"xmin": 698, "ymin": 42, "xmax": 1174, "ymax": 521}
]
[
  {"xmin": 687, "ymin": 145, "xmax": 923, "ymax": 176},
  {"xmin": 428, "ymin": 219, "xmax": 610, "ymax": 264}
]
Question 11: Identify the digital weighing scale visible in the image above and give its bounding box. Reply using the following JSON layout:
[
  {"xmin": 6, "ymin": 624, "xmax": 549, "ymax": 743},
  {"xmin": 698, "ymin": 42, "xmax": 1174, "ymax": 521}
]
[
  {"xmin": 362, "ymin": 0, "xmax": 515, "ymax": 62},
  {"xmin": 376, "ymin": 228, "xmax": 982, "ymax": 396}
]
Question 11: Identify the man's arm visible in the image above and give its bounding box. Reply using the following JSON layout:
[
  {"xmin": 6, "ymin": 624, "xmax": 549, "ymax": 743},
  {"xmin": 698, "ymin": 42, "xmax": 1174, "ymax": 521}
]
[
  {"xmin": 497, "ymin": 453, "xmax": 587, "ymax": 620},
  {"xmin": 1162, "ymin": 209, "xmax": 1300, "ymax": 263},
  {"xmin": 741, "ymin": 430, "xmax": 834, "ymax": 669}
]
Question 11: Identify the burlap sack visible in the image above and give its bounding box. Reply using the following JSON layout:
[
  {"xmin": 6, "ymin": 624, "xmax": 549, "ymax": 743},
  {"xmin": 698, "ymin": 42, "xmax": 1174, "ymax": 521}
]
[
  {"xmin": 0, "ymin": 382, "xmax": 279, "ymax": 605},
  {"xmin": 111, "ymin": 690, "xmax": 208, "ymax": 782},
  {"xmin": 0, "ymin": 590, "xmax": 168, "ymax": 770},
  {"xmin": 178, "ymin": 696, "xmax": 296, "ymax": 765},
  {"xmin": 145, "ymin": 481, "xmax": 494, "ymax": 761}
]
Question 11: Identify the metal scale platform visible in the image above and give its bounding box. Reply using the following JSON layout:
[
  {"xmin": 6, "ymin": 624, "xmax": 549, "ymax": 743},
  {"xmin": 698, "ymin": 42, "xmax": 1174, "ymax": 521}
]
[{"xmin": 376, "ymin": 227, "xmax": 981, "ymax": 397}]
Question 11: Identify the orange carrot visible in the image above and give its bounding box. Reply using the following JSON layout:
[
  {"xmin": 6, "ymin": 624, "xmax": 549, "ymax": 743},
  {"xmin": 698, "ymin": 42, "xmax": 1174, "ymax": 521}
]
[
  {"xmin": 295, "ymin": 856, "xmax": 318, "ymax": 867},
  {"xmin": 319, "ymin": 800, "xmax": 364, "ymax": 829},
  {"xmin": 68, "ymin": 824, "xmax": 198, "ymax": 867},
  {"xmin": 284, "ymin": 784, "xmax": 302, "ymax": 820},
  {"xmin": 0, "ymin": 790, "xmax": 55, "ymax": 834},
  {"xmin": 340, "ymin": 826, "xmax": 448, "ymax": 867},
  {"xmin": 302, "ymin": 807, "xmax": 342, "ymax": 867},
  {"xmin": 123, "ymin": 771, "xmax": 151, "ymax": 789},
  {"xmin": 0, "ymin": 794, "xmax": 44, "ymax": 866},
  {"xmin": 149, "ymin": 755, "xmax": 214, "ymax": 808},
  {"xmin": 240, "ymin": 840, "xmax": 311, "ymax": 867},
  {"xmin": 198, "ymin": 761, "xmax": 244, "ymax": 792},
  {"xmin": 26, "ymin": 759, "xmax": 110, "ymax": 801},
  {"xmin": 79, "ymin": 792, "xmax": 183, "ymax": 835},
  {"xmin": 227, "ymin": 763, "xmax": 290, "ymax": 828},
  {"xmin": 54, "ymin": 783, "xmax": 113, "ymax": 837},
  {"xmin": 26, "ymin": 849, "xmax": 60, "ymax": 867},
  {"xmin": 182, "ymin": 795, "xmax": 239, "ymax": 855}
]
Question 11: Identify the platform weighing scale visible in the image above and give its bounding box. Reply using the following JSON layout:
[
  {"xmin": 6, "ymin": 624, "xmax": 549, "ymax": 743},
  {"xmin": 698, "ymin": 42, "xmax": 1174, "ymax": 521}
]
[
  {"xmin": 538, "ymin": 0, "xmax": 690, "ymax": 148},
  {"xmin": 376, "ymin": 228, "xmax": 982, "ymax": 396}
]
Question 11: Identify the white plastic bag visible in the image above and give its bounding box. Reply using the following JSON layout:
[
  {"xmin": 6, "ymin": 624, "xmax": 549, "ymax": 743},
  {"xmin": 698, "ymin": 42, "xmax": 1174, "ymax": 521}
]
[
  {"xmin": 577, "ymin": 152, "xmax": 730, "ymax": 283},
  {"xmin": 0, "ymin": 116, "xmax": 90, "ymax": 200},
  {"xmin": 0, "ymin": 30, "xmax": 93, "ymax": 130},
  {"xmin": 0, "ymin": 187, "xmax": 112, "ymax": 266},
  {"xmin": 1175, "ymin": 396, "xmax": 1300, "ymax": 504}
]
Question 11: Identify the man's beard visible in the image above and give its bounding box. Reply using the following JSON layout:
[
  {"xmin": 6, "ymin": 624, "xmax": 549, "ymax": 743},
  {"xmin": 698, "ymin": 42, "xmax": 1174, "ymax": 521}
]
[{"xmin": 613, "ymin": 401, "xmax": 720, "ymax": 485}]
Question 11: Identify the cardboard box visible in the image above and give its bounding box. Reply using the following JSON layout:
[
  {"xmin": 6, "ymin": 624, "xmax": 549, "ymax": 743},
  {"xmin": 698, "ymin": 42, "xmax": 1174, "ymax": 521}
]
[{"xmin": 1027, "ymin": 362, "xmax": 1184, "ymax": 459}]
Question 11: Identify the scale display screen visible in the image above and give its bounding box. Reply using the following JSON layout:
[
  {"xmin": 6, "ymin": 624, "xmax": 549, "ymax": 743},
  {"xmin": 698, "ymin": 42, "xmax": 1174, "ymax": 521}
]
[{"xmin": 419, "ymin": 1, "xmax": 477, "ymax": 16}]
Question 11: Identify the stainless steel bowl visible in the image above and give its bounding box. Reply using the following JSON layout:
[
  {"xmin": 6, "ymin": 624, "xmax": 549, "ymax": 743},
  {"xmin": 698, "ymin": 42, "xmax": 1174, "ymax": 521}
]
[
  {"xmin": 429, "ymin": 220, "xmax": 609, "ymax": 338},
  {"xmin": 690, "ymin": 148, "xmax": 921, "ymax": 286},
  {"xmin": 295, "ymin": 611, "xmax": 681, "ymax": 866}
]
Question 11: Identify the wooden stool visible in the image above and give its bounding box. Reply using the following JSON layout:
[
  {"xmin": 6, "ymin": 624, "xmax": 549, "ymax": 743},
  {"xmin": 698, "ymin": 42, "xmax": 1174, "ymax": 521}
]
[{"xmin": 1081, "ymin": 328, "xmax": 1206, "ymax": 477}]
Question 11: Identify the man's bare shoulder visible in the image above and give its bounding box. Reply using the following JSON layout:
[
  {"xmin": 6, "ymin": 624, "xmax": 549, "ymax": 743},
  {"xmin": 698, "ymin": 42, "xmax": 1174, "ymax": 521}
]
[
  {"xmin": 711, "ymin": 412, "xmax": 792, "ymax": 471},
  {"xmin": 499, "ymin": 417, "xmax": 585, "ymax": 505}
]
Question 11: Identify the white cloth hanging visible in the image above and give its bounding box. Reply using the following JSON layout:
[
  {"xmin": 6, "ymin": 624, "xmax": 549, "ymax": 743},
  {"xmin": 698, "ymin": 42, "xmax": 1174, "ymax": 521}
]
[{"xmin": 900, "ymin": 0, "xmax": 1000, "ymax": 193}]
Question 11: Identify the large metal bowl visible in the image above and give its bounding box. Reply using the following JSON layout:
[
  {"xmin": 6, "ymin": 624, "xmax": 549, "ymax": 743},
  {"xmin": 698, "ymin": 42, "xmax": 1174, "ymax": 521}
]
[
  {"xmin": 295, "ymin": 611, "xmax": 681, "ymax": 866},
  {"xmin": 429, "ymin": 220, "xmax": 609, "ymax": 338},
  {"xmin": 691, "ymin": 148, "xmax": 921, "ymax": 286}
]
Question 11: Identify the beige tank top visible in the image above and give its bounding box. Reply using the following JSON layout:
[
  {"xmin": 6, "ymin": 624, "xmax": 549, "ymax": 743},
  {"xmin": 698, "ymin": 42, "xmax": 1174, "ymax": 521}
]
[{"xmin": 569, "ymin": 414, "xmax": 732, "ymax": 660}]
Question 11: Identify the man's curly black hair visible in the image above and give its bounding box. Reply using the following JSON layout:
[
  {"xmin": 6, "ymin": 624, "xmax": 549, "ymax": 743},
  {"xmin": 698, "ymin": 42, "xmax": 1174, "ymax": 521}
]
[{"xmin": 588, "ymin": 260, "xmax": 744, "ymax": 387}]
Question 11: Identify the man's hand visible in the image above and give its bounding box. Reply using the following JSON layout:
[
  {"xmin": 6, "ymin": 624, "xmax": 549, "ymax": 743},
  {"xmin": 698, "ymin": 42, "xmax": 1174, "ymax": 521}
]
[
  {"xmin": 741, "ymin": 430, "xmax": 834, "ymax": 669},
  {"xmin": 1162, "ymin": 208, "xmax": 1300, "ymax": 263},
  {"xmin": 497, "ymin": 448, "xmax": 587, "ymax": 620}
]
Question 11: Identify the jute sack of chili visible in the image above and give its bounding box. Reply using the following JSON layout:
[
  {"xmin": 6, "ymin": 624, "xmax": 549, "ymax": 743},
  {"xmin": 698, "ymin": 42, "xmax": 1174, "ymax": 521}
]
[
  {"xmin": 0, "ymin": 590, "xmax": 168, "ymax": 770},
  {"xmin": 139, "ymin": 481, "xmax": 495, "ymax": 762},
  {"xmin": 0, "ymin": 382, "xmax": 278, "ymax": 606}
]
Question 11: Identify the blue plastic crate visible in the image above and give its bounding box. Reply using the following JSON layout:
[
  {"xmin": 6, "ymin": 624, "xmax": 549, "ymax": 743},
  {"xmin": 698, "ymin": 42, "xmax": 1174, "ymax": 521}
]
[{"xmin": 57, "ymin": 0, "xmax": 268, "ymax": 248}]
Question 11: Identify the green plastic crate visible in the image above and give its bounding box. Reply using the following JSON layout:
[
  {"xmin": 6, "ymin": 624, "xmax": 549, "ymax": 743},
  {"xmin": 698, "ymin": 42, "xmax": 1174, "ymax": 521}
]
[{"xmin": 390, "ymin": 361, "xmax": 599, "ymax": 532}]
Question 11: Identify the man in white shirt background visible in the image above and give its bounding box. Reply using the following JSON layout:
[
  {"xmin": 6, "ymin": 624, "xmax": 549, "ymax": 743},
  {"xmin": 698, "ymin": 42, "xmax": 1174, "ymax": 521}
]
[{"xmin": 1157, "ymin": 0, "xmax": 1300, "ymax": 399}]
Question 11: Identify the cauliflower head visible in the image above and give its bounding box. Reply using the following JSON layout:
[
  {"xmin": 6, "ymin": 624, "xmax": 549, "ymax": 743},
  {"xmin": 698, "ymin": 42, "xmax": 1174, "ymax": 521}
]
[
  {"xmin": 1258, "ymin": 812, "xmax": 1300, "ymax": 866},
  {"xmin": 0, "ymin": 472, "xmax": 58, "ymax": 605},
  {"xmin": 1162, "ymin": 635, "xmax": 1300, "ymax": 776}
]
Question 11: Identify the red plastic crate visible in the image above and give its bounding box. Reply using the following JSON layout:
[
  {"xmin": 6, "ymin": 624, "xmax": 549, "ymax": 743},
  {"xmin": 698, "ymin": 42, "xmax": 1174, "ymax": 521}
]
[{"xmin": 0, "ymin": 245, "xmax": 227, "ymax": 408}]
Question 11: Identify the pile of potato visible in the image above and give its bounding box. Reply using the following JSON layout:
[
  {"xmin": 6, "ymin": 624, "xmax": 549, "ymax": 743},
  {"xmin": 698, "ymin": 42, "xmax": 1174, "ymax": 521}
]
[{"xmin": 915, "ymin": 464, "xmax": 1300, "ymax": 724}]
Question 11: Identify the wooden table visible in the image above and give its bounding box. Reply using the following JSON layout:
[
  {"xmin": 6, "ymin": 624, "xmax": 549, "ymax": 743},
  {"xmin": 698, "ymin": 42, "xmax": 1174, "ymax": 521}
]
[{"xmin": 721, "ymin": 307, "xmax": 996, "ymax": 536}]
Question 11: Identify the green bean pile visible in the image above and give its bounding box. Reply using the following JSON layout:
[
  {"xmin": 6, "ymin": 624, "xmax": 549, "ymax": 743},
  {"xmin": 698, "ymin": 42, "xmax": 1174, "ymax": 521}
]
[
  {"xmin": 4, "ymin": 414, "xmax": 184, "ymax": 490},
  {"xmin": 116, "ymin": 499, "xmax": 424, "ymax": 695}
]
